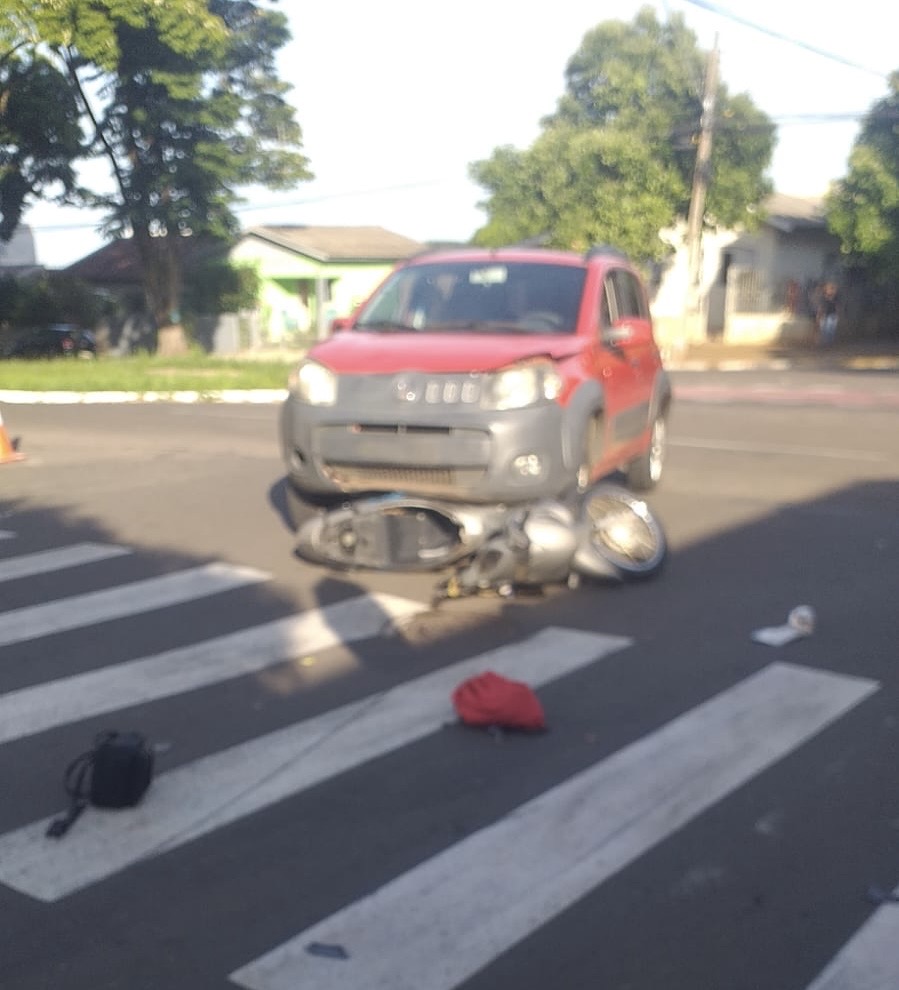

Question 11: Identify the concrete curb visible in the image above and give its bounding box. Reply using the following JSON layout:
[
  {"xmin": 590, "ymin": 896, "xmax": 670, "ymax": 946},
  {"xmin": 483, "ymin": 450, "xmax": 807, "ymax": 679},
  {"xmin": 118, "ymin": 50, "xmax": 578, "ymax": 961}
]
[
  {"xmin": 0, "ymin": 388, "xmax": 289, "ymax": 405},
  {"xmin": 667, "ymin": 357, "xmax": 899, "ymax": 373},
  {"xmin": 666, "ymin": 358, "xmax": 795, "ymax": 373}
]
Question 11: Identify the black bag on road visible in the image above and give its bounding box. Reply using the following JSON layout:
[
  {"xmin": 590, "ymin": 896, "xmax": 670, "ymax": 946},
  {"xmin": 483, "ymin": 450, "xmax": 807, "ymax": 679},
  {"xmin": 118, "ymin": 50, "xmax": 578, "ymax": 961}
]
[{"xmin": 46, "ymin": 730, "xmax": 154, "ymax": 839}]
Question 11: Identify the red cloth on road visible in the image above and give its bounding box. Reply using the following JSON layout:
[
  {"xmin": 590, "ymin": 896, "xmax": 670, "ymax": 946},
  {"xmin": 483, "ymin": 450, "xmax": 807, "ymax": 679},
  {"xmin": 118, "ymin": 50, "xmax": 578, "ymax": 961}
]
[{"xmin": 452, "ymin": 671, "xmax": 546, "ymax": 731}]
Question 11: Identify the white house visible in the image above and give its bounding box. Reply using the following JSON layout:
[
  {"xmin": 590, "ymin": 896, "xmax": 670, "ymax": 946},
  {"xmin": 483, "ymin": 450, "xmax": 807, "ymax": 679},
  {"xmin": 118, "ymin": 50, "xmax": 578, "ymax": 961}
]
[
  {"xmin": 0, "ymin": 225, "xmax": 39, "ymax": 273},
  {"xmin": 650, "ymin": 193, "xmax": 841, "ymax": 353},
  {"xmin": 229, "ymin": 226, "xmax": 425, "ymax": 343}
]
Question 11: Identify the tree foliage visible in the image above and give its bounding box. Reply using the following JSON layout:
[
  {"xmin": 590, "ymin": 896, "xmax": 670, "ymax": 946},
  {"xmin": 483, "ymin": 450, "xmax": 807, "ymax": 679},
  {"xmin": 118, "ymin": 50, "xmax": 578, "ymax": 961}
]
[
  {"xmin": 471, "ymin": 7, "xmax": 774, "ymax": 260},
  {"xmin": 5, "ymin": 1, "xmax": 311, "ymax": 352},
  {"xmin": 9, "ymin": 0, "xmax": 226, "ymax": 72},
  {"xmin": 182, "ymin": 257, "xmax": 260, "ymax": 316},
  {"xmin": 0, "ymin": 50, "xmax": 82, "ymax": 241},
  {"xmin": 472, "ymin": 127, "xmax": 682, "ymax": 257},
  {"xmin": 826, "ymin": 72, "xmax": 899, "ymax": 281},
  {"xmin": 0, "ymin": 271, "xmax": 104, "ymax": 330}
]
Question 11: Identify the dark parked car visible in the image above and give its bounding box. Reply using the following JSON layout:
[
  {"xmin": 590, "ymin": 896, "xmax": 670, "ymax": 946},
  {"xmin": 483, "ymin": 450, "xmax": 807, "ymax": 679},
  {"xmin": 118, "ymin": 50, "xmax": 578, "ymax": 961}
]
[
  {"xmin": 5, "ymin": 324, "xmax": 96, "ymax": 359},
  {"xmin": 280, "ymin": 246, "xmax": 671, "ymax": 506}
]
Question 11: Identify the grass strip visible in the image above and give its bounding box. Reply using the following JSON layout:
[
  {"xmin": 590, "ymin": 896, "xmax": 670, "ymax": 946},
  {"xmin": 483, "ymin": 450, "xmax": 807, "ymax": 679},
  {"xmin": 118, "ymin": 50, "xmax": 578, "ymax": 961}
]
[{"xmin": 0, "ymin": 355, "xmax": 298, "ymax": 392}]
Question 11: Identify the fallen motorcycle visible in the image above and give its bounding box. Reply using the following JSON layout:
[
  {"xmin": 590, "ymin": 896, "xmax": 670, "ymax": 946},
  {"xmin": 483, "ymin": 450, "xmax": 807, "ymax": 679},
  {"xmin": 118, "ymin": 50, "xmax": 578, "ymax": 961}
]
[{"xmin": 295, "ymin": 483, "xmax": 667, "ymax": 602}]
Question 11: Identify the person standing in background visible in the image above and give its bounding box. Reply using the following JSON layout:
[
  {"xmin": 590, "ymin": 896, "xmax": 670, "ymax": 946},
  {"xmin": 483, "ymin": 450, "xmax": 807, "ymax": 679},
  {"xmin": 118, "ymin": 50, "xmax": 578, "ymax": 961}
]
[{"xmin": 817, "ymin": 281, "xmax": 840, "ymax": 345}]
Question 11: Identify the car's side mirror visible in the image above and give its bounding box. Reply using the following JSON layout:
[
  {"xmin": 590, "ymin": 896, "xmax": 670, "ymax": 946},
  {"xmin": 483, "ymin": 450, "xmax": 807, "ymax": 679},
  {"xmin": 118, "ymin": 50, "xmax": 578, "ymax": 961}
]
[
  {"xmin": 603, "ymin": 319, "xmax": 650, "ymax": 348},
  {"xmin": 603, "ymin": 322, "xmax": 634, "ymax": 347},
  {"xmin": 329, "ymin": 316, "xmax": 354, "ymax": 334}
]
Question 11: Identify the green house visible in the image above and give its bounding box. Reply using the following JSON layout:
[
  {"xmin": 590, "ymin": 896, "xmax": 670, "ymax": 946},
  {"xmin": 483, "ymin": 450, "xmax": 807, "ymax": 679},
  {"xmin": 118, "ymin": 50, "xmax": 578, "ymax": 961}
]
[{"xmin": 231, "ymin": 225, "xmax": 425, "ymax": 344}]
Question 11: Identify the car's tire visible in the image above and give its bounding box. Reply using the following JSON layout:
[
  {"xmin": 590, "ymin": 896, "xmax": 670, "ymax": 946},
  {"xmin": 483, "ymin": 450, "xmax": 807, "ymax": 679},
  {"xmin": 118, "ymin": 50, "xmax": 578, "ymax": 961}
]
[
  {"xmin": 284, "ymin": 480, "xmax": 310, "ymax": 531},
  {"xmin": 573, "ymin": 483, "xmax": 667, "ymax": 581},
  {"xmin": 626, "ymin": 414, "xmax": 666, "ymax": 490},
  {"xmin": 283, "ymin": 479, "xmax": 348, "ymax": 530}
]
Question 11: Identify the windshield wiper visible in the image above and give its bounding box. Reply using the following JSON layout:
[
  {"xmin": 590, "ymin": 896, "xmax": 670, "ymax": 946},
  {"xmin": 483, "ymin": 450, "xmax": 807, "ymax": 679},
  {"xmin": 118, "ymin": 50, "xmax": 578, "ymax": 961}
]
[
  {"xmin": 428, "ymin": 321, "xmax": 528, "ymax": 334},
  {"xmin": 356, "ymin": 320, "xmax": 418, "ymax": 333}
]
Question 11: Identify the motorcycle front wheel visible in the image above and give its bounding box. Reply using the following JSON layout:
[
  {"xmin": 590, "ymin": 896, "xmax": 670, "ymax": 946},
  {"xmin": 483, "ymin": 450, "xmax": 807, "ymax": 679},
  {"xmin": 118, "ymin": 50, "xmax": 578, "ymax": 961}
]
[{"xmin": 573, "ymin": 483, "xmax": 667, "ymax": 581}]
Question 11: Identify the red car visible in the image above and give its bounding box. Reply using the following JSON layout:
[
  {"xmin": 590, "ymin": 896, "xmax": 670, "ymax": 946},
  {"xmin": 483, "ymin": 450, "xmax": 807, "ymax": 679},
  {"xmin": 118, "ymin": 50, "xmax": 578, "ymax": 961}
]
[{"xmin": 280, "ymin": 246, "xmax": 670, "ymax": 505}]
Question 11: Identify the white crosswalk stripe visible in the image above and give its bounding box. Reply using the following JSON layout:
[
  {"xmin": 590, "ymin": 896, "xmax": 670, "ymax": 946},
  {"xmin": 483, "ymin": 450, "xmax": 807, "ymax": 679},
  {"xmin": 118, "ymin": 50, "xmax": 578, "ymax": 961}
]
[
  {"xmin": 0, "ymin": 530, "xmax": 15, "ymax": 540},
  {"xmin": 228, "ymin": 662, "xmax": 878, "ymax": 990},
  {"xmin": 0, "ymin": 627, "xmax": 630, "ymax": 901},
  {"xmin": 0, "ymin": 561, "xmax": 269, "ymax": 647},
  {"xmin": 0, "ymin": 591, "xmax": 427, "ymax": 745},
  {"xmin": 803, "ymin": 898, "xmax": 899, "ymax": 990},
  {"xmin": 0, "ymin": 542, "xmax": 131, "ymax": 583}
]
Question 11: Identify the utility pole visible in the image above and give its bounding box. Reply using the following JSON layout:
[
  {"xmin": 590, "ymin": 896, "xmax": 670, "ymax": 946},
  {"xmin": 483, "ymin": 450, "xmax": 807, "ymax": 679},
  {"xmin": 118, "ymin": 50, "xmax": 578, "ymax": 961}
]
[{"xmin": 681, "ymin": 38, "xmax": 719, "ymax": 353}]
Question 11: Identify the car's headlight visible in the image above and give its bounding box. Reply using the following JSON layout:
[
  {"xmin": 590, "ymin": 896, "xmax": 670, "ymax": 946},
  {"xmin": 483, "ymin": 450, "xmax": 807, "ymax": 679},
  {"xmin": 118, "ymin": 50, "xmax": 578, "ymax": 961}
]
[
  {"xmin": 288, "ymin": 359, "xmax": 337, "ymax": 406},
  {"xmin": 483, "ymin": 361, "xmax": 562, "ymax": 410}
]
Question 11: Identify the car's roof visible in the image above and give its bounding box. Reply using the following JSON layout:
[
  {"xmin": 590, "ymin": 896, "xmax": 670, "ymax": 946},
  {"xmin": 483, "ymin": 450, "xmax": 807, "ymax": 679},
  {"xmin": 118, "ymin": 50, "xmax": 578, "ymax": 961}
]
[{"xmin": 404, "ymin": 247, "xmax": 594, "ymax": 268}]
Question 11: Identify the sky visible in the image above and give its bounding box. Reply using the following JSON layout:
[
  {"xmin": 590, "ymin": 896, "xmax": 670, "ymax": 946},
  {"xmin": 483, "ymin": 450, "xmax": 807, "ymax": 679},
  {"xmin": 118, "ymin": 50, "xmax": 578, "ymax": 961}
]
[{"xmin": 20, "ymin": 0, "xmax": 899, "ymax": 268}]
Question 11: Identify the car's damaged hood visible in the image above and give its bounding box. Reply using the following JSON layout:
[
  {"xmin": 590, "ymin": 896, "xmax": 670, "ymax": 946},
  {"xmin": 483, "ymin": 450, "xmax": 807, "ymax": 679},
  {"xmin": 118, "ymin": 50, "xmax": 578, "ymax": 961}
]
[{"xmin": 310, "ymin": 331, "xmax": 584, "ymax": 375}]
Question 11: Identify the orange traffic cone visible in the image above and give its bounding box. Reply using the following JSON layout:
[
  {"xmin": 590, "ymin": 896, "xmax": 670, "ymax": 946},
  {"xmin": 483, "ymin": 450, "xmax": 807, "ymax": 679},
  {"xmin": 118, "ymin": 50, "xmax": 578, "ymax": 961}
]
[{"xmin": 0, "ymin": 407, "xmax": 24, "ymax": 464}]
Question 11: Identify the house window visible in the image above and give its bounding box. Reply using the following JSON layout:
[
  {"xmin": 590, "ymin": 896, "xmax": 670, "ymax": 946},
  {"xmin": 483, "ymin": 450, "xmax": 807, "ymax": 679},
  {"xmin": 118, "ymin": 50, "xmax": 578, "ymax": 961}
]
[{"xmin": 731, "ymin": 269, "xmax": 770, "ymax": 313}]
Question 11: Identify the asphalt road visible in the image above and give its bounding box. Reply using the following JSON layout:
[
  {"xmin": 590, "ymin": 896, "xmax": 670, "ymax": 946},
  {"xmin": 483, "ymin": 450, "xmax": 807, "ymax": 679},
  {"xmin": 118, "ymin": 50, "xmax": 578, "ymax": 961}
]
[{"xmin": 1, "ymin": 368, "xmax": 897, "ymax": 990}]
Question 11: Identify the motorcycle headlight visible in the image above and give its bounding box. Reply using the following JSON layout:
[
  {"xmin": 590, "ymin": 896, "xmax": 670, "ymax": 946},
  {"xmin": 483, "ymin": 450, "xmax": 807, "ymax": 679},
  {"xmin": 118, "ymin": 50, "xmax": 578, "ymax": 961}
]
[
  {"xmin": 483, "ymin": 361, "xmax": 562, "ymax": 410},
  {"xmin": 288, "ymin": 359, "xmax": 337, "ymax": 406}
]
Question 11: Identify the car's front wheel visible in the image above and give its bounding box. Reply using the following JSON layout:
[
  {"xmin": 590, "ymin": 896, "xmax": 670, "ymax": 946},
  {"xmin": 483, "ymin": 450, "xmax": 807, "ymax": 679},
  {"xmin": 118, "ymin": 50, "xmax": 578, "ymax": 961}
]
[{"xmin": 626, "ymin": 414, "xmax": 666, "ymax": 490}]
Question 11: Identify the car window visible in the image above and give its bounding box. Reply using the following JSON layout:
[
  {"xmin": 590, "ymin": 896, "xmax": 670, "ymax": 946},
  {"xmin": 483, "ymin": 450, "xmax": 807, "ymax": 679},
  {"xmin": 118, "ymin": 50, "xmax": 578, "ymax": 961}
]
[
  {"xmin": 609, "ymin": 269, "xmax": 647, "ymax": 320},
  {"xmin": 360, "ymin": 277, "xmax": 407, "ymax": 325},
  {"xmin": 598, "ymin": 278, "xmax": 614, "ymax": 335},
  {"xmin": 356, "ymin": 261, "xmax": 586, "ymax": 333}
]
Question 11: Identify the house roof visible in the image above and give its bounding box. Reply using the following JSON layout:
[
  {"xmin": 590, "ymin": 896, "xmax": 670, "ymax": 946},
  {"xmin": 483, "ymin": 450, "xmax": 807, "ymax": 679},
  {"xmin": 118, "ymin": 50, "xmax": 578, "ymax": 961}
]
[
  {"xmin": 65, "ymin": 238, "xmax": 142, "ymax": 283},
  {"xmin": 243, "ymin": 225, "xmax": 425, "ymax": 262},
  {"xmin": 762, "ymin": 193, "xmax": 827, "ymax": 233},
  {"xmin": 63, "ymin": 226, "xmax": 426, "ymax": 282},
  {"xmin": 64, "ymin": 235, "xmax": 226, "ymax": 284}
]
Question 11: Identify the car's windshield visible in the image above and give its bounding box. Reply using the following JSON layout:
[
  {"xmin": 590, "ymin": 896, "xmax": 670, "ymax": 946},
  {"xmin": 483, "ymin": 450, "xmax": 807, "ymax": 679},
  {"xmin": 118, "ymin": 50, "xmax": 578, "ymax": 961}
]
[{"xmin": 355, "ymin": 261, "xmax": 586, "ymax": 334}]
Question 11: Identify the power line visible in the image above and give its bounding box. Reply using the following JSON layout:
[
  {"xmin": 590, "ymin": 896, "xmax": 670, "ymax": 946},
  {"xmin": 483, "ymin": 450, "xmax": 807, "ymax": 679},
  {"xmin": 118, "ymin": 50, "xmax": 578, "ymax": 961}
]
[
  {"xmin": 22, "ymin": 178, "xmax": 462, "ymax": 233},
  {"xmin": 679, "ymin": 0, "xmax": 889, "ymax": 78}
]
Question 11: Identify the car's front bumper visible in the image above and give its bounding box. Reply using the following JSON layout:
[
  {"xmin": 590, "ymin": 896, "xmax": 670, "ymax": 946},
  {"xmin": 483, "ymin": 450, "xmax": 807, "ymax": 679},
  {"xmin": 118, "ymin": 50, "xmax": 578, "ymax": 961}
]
[{"xmin": 280, "ymin": 383, "xmax": 575, "ymax": 504}]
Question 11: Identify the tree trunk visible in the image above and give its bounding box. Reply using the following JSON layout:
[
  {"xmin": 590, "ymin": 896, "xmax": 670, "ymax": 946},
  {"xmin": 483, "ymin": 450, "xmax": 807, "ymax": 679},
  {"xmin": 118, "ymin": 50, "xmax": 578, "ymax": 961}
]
[
  {"xmin": 156, "ymin": 324, "xmax": 190, "ymax": 356},
  {"xmin": 133, "ymin": 227, "xmax": 189, "ymax": 354}
]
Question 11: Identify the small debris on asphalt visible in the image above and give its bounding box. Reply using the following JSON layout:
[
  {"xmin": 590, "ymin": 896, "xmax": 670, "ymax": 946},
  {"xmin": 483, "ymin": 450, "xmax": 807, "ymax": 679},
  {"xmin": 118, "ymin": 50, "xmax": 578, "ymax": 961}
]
[
  {"xmin": 306, "ymin": 942, "xmax": 350, "ymax": 960},
  {"xmin": 752, "ymin": 605, "xmax": 816, "ymax": 647},
  {"xmin": 866, "ymin": 885, "xmax": 899, "ymax": 905}
]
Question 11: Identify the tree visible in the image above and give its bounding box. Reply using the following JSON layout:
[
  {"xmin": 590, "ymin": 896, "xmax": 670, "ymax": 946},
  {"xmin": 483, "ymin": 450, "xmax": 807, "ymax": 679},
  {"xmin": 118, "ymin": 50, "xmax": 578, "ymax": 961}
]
[
  {"xmin": 826, "ymin": 72, "xmax": 899, "ymax": 283},
  {"xmin": 8, "ymin": 1, "xmax": 311, "ymax": 353},
  {"xmin": 472, "ymin": 127, "xmax": 682, "ymax": 259},
  {"xmin": 470, "ymin": 7, "xmax": 774, "ymax": 260},
  {"xmin": 0, "ymin": 271, "xmax": 104, "ymax": 329},
  {"xmin": 0, "ymin": 48, "xmax": 82, "ymax": 242}
]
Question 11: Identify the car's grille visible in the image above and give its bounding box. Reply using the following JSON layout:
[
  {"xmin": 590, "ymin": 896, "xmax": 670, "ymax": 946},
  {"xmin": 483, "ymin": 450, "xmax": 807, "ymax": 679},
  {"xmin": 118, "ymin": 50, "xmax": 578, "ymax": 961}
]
[
  {"xmin": 352, "ymin": 423, "xmax": 452, "ymax": 436},
  {"xmin": 323, "ymin": 464, "xmax": 485, "ymax": 493},
  {"xmin": 341, "ymin": 374, "xmax": 484, "ymax": 406}
]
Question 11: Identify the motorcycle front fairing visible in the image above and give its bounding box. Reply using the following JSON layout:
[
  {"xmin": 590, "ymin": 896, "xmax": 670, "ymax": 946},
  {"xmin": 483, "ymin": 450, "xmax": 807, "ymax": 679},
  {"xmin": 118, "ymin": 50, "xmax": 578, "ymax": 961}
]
[{"xmin": 295, "ymin": 493, "xmax": 508, "ymax": 572}]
